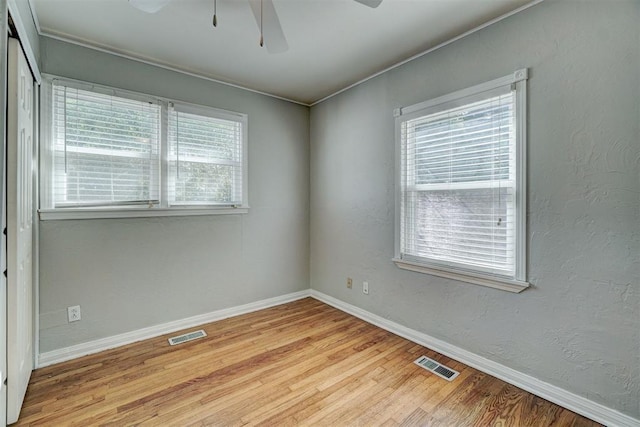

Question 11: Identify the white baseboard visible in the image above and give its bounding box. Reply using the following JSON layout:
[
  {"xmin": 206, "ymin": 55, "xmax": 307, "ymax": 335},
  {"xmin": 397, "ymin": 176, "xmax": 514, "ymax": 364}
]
[
  {"xmin": 36, "ymin": 288, "xmax": 638, "ymax": 427},
  {"xmin": 37, "ymin": 289, "xmax": 311, "ymax": 368},
  {"xmin": 310, "ymin": 290, "xmax": 640, "ymax": 427}
]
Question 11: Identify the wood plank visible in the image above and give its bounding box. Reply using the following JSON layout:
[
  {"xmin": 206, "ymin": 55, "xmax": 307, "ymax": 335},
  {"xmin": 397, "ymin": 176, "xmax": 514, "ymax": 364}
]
[{"xmin": 15, "ymin": 298, "xmax": 601, "ymax": 426}]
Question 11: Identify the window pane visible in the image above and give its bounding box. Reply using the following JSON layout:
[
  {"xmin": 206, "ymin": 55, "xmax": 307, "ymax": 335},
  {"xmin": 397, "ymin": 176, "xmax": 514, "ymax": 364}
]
[
  {"xmin": 52, "ymin": 85, "xmax": 160, "ymax": 207},
  {"xmin": 169, "ymin": 113, "xmax": 239, "ymax": 162},
  {"xmin": 55, "ymin": 152, "xmax": 155, "ymax": 204},
  {"xmin": 405, "ymin": 188, "xmax": 515, "ymax": 274},
  {"xmin": 400, "ymin": 91, "xmax": 518, "ymax": 277},
  {"xmin": 169, "ymin": 161, "xmax": 239, "ymax": 204},
  {"xmin": 405, "ymin": 94, "xmax": 514, "ymax": 185},
  {"xmin": 168, "ymin": 108, "xmax": 243, "ymax": 205}
]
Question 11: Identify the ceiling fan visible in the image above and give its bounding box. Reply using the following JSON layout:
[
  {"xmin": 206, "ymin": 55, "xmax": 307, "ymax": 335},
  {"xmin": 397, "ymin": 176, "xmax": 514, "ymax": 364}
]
[{"xmin": 128, "ymin": 0, "xmax": 383, "ymax": 54}]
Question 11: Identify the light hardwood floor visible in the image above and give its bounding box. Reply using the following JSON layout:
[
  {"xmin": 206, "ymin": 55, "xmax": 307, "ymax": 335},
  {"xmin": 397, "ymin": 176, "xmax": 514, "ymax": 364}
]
[{"xmin": 16, "ymin": 298, "xmax": 600, "ymax": 426}]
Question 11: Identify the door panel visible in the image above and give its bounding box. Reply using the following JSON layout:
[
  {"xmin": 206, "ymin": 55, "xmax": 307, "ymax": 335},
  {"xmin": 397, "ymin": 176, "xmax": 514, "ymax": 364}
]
[
  {"xmin": 1, "ymin": 6, "xmax": 8, "ymax": 427},
  {"xmin": 6, "ymin": 38, "xmax": 34, "ymax": 425}
]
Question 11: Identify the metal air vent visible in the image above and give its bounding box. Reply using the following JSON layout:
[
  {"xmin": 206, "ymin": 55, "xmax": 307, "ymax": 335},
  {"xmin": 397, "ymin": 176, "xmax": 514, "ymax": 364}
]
[
  {"xmin": 168, "ymin": 329, "xmax": 207, "ymax": 346},
  {"xmin": 414, "ymin": 355, "xmax": 459, "ymax": 381}
]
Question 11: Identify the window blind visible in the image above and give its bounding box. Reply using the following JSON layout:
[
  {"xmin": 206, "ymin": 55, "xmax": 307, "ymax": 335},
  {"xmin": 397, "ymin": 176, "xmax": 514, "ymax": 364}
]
[
  {"xmin": 400, "ymin": 91, "xmax": 516, "ymax": 276},
  {"xmin": 52, "ymin": 84, "xmax": 160, "ymax": 207},
  {"xmin": 168, "ymin": 105, "xmax": 244, "ymax": 206}
]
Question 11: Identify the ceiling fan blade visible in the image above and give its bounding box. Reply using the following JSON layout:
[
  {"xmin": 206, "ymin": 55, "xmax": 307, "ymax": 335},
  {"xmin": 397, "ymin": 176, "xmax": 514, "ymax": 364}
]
[
  {"xmin": 248, "ymin": 0, "xmax": 289, "ymax": 54},
  {"xmin": 353, "ymin": 0, "xmax": 383, "ymax": 8},
  {"xmin": 128, "ymin": 0, "xmax": 172, "ymax": 13}
]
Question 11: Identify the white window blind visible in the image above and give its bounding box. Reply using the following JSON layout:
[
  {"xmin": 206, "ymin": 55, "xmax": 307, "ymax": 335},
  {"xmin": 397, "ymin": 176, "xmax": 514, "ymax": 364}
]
[
  {"xmin": 44, "ymin": 77, "xmax": 249, "ymax": 219},
  {"xmin": 168, "ymin": 104, "xmax": 244, "ymax": 206},
  {"xmin": 401, "ymin": 91, "xmax": 515, "ymax": 276},
  {"xmin": 52, "ymin": 84, "xmax": 160, "ymax": 207},
  {"xmin": 395, "ymin": 70, "xmax": 528, "ymax": 290}
]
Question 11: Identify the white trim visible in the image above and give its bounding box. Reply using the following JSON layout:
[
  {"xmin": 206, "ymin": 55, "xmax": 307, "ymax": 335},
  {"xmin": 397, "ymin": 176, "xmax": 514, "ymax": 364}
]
[
  {"xmin": 7, "ymin": 0, "xmax": 41, "ymax": 84},
  {"xmin": 32, "ymin": 76, "xmax": 40, "ymax": 366},
  {"xmin": 34, "ymin": 287, "xmax": 639, "ymax": 426},
  {"xmin": 393, "ymin": 258, "xmax": 529, "ymax": 293},
  {"xmin": 38, "ymin": 206, "xmax": 249, "ymax": 220},
  {"xmin": 170, "ymin": 100, "xmax": 246, "ymax": 122},
  {"xmin": 39, "ymin": 33, "xmax": 310, "ymax": 107},
  {"xmin": 310, "ymin": 290, "xmax": 640, "ymax": 427},
  {"xmin": 515, "ymin": 76, "xmax": 527, "ymax": 280},
  {"xmin": 27, "ymin": 0, "xmax": 40, "ymax": 34},
  {"xmin": 37, "ymin": 289, "xmax": 311, "ymax": 368},
  {"xmin": 50, "ymin": 74, "xmax": 161, "ymax": 104},
  {"xmin": 167, "ymin": 99, "xmax": 249, "ymax": 210},
  {"xmin": 311, "ymin": 1, "xmax": 542, "ymax": 106},
  {"xmin": 32, "ymin": 1, "xmax": 543, "ymax": 106},
  {"xmin": 398, "ymin": 69, "xmax": 526, "ymax": 117},
  {"xmin": 41, "ymin": 75, "xmax": 250, "ymax": 217},
  {"xmin": 394, "ymin": 70, "xmax": 528, "ymax": 287},
  {"xmin": 47, "ymin": 75, "xmax": 251, "ymax": 123},
  {"xmin": 393, "ymin": 107, "xmax": 402, "ymax": 259}
]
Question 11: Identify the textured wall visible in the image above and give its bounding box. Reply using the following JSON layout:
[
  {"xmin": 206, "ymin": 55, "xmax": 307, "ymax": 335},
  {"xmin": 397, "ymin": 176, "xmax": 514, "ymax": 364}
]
[
  {"xmin": 310, "ymin": 0, "xmax": 639, "ymax": 419},
  {"xmin": 39, "ymin": 37, "xmax": 310, "ymax": 352}
]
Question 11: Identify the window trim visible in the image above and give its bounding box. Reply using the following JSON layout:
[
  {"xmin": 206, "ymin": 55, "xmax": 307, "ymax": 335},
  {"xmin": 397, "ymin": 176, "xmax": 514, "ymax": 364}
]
[
  {"xmin": 166, "ymin": 101, "xmax": 247, "ymax": 208},
  {"xmin": 39, "ymin": 74, "xmax": 249, "ymax": 220},
  {"xmin": 393, "ymin": 69, "xmax": 529, "ymax": 293},
  {"xmin": 38, "ymin": 206, "xmax": 249, "ymax": 221}
]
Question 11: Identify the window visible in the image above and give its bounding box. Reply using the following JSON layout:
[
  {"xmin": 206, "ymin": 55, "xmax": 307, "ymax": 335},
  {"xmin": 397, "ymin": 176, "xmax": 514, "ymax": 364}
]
[
  {"xmin": 40, "ymin": 78, "xmax": 248, "ymax": 219},
  {"xmin": 394, "ymin": 69, "xmax": 529, "ymax": 292},
  {"xmin": 51, "ymin": 85, "xmax": 161, "ymax": 208},
  {"xmin": 168, "ymin": 103, "xmax": 244, "ymax": 206}
]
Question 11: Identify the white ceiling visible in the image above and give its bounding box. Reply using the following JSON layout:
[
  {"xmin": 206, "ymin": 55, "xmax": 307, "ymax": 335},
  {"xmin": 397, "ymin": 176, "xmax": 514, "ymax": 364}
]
[{"xmin": 31, "ymin": 0, "xmax": 533, "ymax": 105}]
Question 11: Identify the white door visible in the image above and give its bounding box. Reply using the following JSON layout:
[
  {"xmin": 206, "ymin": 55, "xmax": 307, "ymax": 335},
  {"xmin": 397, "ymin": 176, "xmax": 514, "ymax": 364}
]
[
  {"xmin": 1, "ymin": 183, "xmax": 6, "ymax": 427},
  {"xmin": 0, "ymin": 15, "xmax": 8, "ymax": 427},
  {"xmin": 1, "ymin": 165, "xmax": 7, "ymax": 426},
  {"xmin": 6, "ymin": 38, "xmax": 34, "ymax": 425}
]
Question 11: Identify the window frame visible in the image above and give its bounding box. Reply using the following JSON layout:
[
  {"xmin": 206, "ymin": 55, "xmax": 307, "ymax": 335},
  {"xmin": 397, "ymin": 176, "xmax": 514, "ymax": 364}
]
[
  {"xmin": 39, "ymin": 75, "xmax": 249, "ymax": 220},
  {"xmin": 167, "ymin": 101, "xmax": 247, "ymax": 208},
  {"xmin": 393, "ymin": 69, "xmax": 529, "ymax": 293}
]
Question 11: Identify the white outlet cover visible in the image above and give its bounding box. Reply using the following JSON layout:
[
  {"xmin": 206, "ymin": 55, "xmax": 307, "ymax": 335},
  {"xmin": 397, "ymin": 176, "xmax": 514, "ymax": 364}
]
[{"xmin": 67, "ymin": 305, "xmax": 81, "ymax": 322}]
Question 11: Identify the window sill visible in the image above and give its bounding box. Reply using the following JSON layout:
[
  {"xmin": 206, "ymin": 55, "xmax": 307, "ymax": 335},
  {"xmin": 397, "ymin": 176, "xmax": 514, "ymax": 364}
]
[
  {"xmin": 38, "ymin": 206, "xmax": 249, "ymax": 221},
  {"xmin": 392, "ymin": 258, "xmax": 529, "ymax": 293}
]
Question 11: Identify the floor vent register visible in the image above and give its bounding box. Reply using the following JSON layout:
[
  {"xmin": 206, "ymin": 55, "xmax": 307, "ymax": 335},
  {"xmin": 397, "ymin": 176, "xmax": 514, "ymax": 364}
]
[
  {"xmin": 414, "ymin": 355, "xmax": 460, "ymax": 381},
  {"xmin": 168, "ymin": 329, "xmax": 207, "ymax": 346}
]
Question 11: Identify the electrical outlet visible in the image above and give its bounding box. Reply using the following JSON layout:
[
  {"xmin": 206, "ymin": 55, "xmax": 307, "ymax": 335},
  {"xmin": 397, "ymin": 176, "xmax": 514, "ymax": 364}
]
[
  {"xmin": 67, "ymin": 305, "xmax": 81, "ymax": 322},
  {"xmin": 363, "ymin": 281, "xmax": 369, "ymax": 295},
  {"xmin": 347, "ymin": 278, "xmax": 353, "ymax": 289}
]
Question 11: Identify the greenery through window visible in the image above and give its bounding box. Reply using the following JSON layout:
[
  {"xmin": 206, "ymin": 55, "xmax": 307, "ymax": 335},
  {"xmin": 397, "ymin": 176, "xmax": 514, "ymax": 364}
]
[{"xmin": 168, "ymin": 108, "xmax": 243, "ymax": 205}]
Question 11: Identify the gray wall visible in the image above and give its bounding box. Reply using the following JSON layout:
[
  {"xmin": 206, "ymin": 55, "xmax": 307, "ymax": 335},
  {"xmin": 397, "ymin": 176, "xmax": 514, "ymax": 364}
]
[
  {"xmin": 35, "ymin": 0, "xmax": 640, "ymax": 420},
  {"xmin": 310, "ymin": 0, "xmax": 639, "ymax": 419},
  {"xmin": 39, "ymin": 37, "xmax": 310, "ymax": 353}
]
